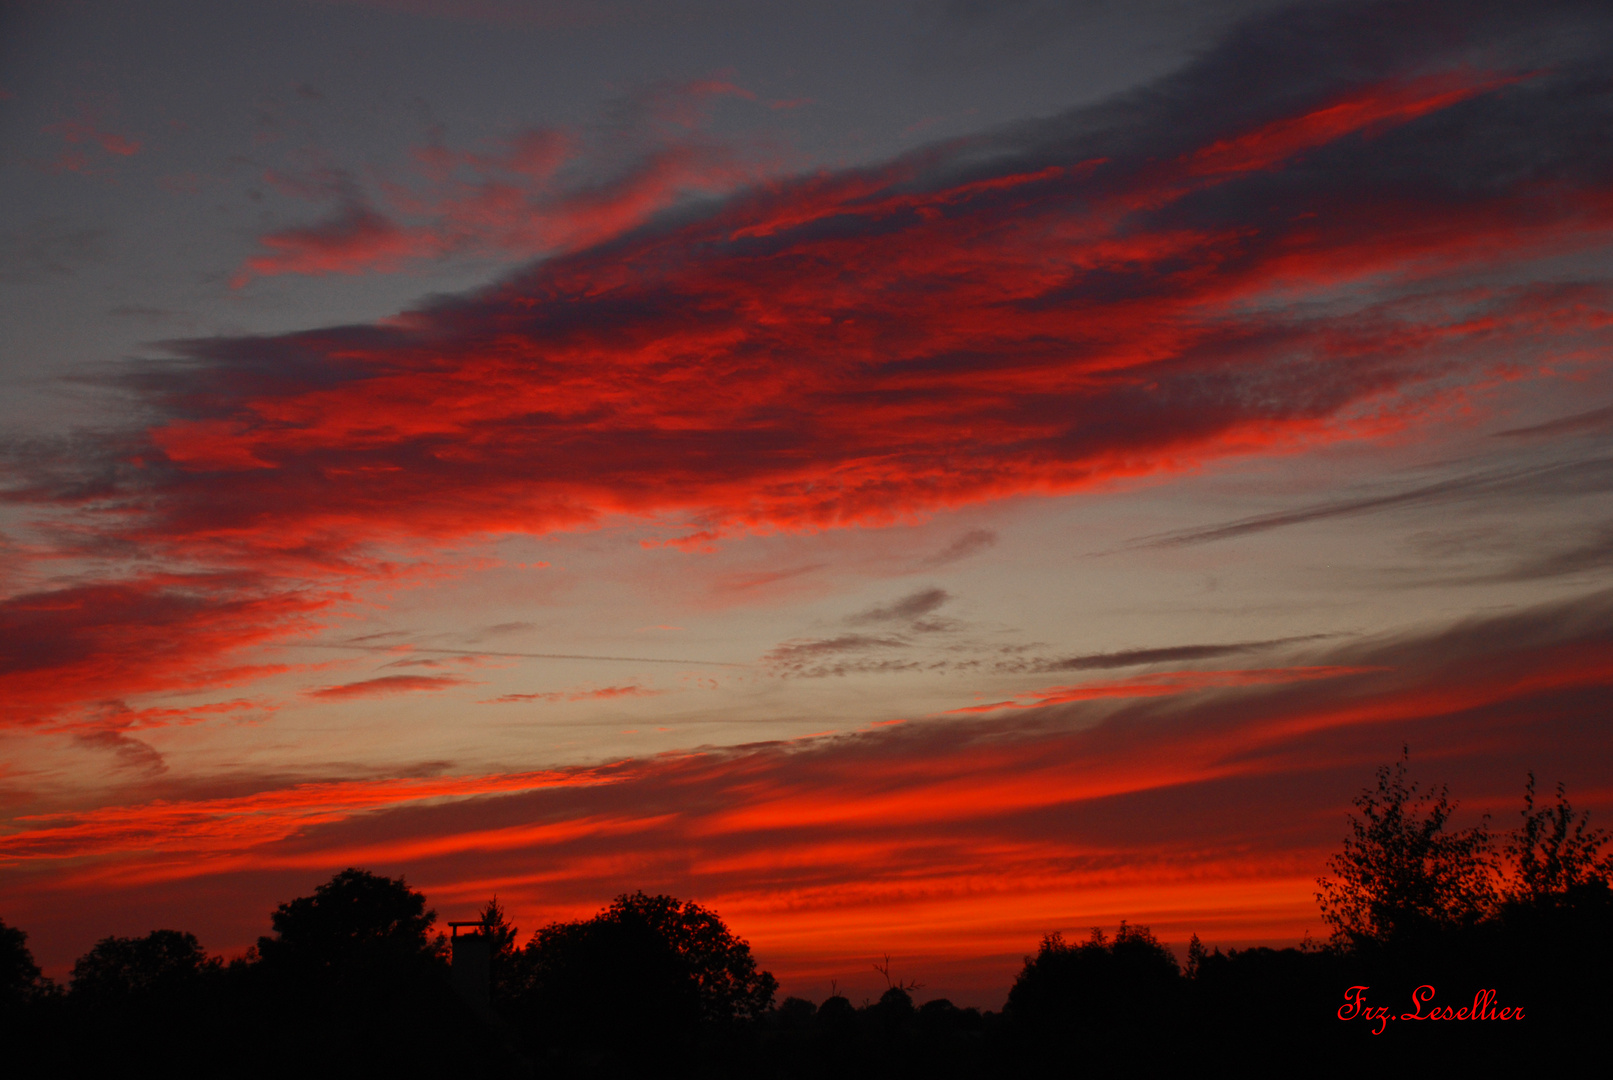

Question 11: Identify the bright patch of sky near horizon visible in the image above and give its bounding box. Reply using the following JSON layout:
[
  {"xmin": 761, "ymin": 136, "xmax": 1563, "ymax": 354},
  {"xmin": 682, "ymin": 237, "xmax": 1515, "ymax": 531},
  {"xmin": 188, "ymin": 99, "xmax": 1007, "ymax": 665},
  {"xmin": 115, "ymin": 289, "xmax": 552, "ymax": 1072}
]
[{"xmin": 3, "ymin": 0, "xmax": 1612, "ymax": 1005}]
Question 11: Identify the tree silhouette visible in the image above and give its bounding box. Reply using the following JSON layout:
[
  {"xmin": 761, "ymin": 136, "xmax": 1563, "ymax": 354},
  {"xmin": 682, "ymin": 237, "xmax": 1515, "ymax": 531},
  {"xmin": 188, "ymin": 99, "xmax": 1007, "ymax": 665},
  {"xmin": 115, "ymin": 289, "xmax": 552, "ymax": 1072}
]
[
  {"xmin": 475, "ymin": 894, "xmax": 520, "ymax": 1005},
  {"xmin": 238, "ymin": 869, "xmax": 514, "ymax": 1077},
  {"xmin": 69, "ymin": 929, "xmax": 219, "ymax": 1004},
  {"xmin": 1315, "ymin": 749, "xmax": 1496, "ymax": 948},
  {"xmin": 255, "ymin": 867, "xmax": 447, "ymax": 987},
  {"xmin": 594, "ymin": 891, "xmax": 776, "ymax": 1024},
  {"xmin": 0, "ymin": 917, "xmax": 44, "ymax": 1008},
  {"xmin": 1004, "ymin": 923, "xmax": 1183, "ymax": 1070},
  {"xmin": 514, "ymin": 891, "xmax": 776, "ymax": 1069},
  {"xmin": 1505, "ymin": 771, "xmax": 1613, "ymax": 905},
  {"xmin": 1006, "ymin": 923, "xmax": 1180, "ymax": 1027}
]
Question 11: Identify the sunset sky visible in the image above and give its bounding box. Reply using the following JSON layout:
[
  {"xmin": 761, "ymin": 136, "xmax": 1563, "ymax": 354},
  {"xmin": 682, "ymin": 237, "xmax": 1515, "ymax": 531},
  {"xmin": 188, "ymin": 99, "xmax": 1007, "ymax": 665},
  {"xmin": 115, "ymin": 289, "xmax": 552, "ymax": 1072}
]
[{"xmin": 4, "ymin": 0, "xmax": 1613, "ymax": 1006}]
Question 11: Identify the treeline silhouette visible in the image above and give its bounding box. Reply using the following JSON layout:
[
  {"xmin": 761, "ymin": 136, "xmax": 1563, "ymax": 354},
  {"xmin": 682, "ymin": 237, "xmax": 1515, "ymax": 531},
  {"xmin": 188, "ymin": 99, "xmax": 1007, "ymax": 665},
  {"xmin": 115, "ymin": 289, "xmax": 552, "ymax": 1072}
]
[{"xmin": 3, "ymin": 756, "xmax": 1608, "ymax": 1077}]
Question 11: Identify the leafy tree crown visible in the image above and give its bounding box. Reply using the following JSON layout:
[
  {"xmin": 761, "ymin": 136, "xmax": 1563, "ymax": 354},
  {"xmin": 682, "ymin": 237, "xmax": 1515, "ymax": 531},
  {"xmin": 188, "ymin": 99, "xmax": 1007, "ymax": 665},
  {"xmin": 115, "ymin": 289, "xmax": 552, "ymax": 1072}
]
[
  {"xmin": 1315, "ymin": 751, "xmax": 1497, "ymax": 948},
  {"xmin": 520, "ymin": 891, "xmax": 776, "ymax": 1026},
  {"xmin": 257, "ymin": 867, "xmax": 445, "ymax": 978},
  {"xmin": 1506, "ymin": 771, "xmax": 1613, "ymax": 904},
  {"xmin": 69, "ymin": 930, "xmax": 218, "ymax": 1002}
]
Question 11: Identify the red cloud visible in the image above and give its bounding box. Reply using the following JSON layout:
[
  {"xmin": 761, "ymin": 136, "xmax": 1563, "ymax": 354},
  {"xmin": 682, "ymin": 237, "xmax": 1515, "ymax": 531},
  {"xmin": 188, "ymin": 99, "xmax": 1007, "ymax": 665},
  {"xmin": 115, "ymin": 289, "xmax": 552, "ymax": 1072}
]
[
  {"xmin": 235, "ymin": 140, "xmax": 754, "ymax": 282},
  {"xmin": 1180, "ymin": 71, "xmax": 1521, "ymax": 183},
  {"xmin": 305, "ymin": 674, "xmax": 474, "ymax": 700},
  {"xmin": 9, "ymin": 23, "xmax": 1613, "ymax": 727},
  {"xmin": 946, "ymin": 666, "xmax": 1385, "ymax": 713},
  {"xmin": 0, "ymin": 577, "xmax": 328, "ymax": 727},
  {"xmin": 0, "ymin": 764, "xmax": 628, "ymax": 867},
  {"xmin": 237, "ymin": 76, "xmax": 770, "ymax": 283},
  {"xmin": 5, "ymin": 593, "xmax": 1610, "ymax": 999},
  {"xmin": 43, "ymin": 104, "xmax": 143, "ymax": 163},
  {"xmin": 132, "ymin": 67, "xmax": 1613, "ymax": 571},
  {"xmin": 232, "ymin": 203, "xmax": 443, "ymax": 285}
]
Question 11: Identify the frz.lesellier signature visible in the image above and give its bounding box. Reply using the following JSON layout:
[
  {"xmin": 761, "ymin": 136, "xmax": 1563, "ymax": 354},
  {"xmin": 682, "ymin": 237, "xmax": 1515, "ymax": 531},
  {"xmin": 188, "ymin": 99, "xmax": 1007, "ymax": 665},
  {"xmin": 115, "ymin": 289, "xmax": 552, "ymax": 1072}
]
[{"xmin": 1338, "ymin": 985, "xmax": 1525, "ymax": 1034}]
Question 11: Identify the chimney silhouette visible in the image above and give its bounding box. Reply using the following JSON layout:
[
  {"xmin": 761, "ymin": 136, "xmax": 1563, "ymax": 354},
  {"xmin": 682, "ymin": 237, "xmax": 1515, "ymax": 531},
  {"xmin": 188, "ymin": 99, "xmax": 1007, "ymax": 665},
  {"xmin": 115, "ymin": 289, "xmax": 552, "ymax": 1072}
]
[{"xmin": 447, "ymin": 922, "xmax": 491, "ymax": 1015}]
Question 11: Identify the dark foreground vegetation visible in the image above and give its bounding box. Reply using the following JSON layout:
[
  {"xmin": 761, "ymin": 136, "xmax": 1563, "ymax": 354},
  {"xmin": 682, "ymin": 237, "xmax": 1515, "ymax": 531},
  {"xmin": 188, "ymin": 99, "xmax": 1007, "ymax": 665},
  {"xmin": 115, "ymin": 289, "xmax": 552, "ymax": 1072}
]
[{"xmin": 4, "ymin": 756, "xmax": 1609, "ymax": 1077}]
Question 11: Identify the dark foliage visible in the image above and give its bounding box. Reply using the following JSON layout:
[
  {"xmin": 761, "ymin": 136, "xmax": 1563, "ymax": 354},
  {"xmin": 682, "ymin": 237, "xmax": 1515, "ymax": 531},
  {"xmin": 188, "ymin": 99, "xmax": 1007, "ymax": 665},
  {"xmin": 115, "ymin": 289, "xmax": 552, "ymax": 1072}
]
[
  {"xmin": 477, "ymin": 894, "xmax": 522, "ymax": 1007},
  {"xmin": 6, "ymin": 869, "xmax": 522, "ymax": 1079},
  {"xmin": 1006, "ymin": 923, "xmax": 1180, "ymax": 1025},
  {"xmin": 239, "ymin": 868, "xmax": 514, "ymax": 1077},
  {"xmin": 2, "ymin": 763, "xmax": 1609, "ymax": 1077},
  {"xmin": 508, "ymin": 891, "xmax": 775, "ymax": 1075},
  {"xmin": 69, "ymin": 929, "xmax": 219, "ymax": 1004},
  {"xmin": 0, "ymin": 916, "xmax": 45, "ymax": 1008},
  {"xmin": 1315, "ymin": 749, "xmax": 1497, "ymax": 948},
  {"xmin": 1505, "ymin": 772, "xmax": 1613, "ymax": 905},
  {"xmin": 255, "ymin": 866, "xmax": 447, "ymax": 989},
  {"xmin": 1002, "ymin": 923, "xmax": 1184, "ymax": 1072}
]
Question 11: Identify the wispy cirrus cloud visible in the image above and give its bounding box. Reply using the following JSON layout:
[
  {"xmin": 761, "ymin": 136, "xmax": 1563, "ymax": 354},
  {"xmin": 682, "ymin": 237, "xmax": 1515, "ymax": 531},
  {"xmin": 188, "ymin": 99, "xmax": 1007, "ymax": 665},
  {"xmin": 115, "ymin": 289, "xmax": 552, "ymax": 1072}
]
[
  {"xmin": 234, "ymin": 80, "xmax": 771, "ymax": 285},
  {"xmin": 0, "ymin": 577, "xmax": 326, "ymax": 728},
  {"xmin": 917, "ymin": 529, "xmax": 998, "ymax": 568},
  {"xmin": 484, "ymin": 683, "xmax": 661, "ymax": 704},
  {"xmin": 305, "ymin": 674, "xmax": 475, "ymax": 700},
  {"xmin": 762, "ymin": 634, "xmax": 912, "ymax": 674},
  {"xmin": 231, "ymin": 201, "xmax": 437, "ymax": 285},
  {"xmin": 5, "ymin": 590, "xmax": 1610, "ymax": 997},
  {"xmin": 41, "ymin": 101, "xmax": 142, "ymax": 174},
  {"xmin": 1494, "ymin": 403, "xmax": 1613, "ymax": 439},
  {"xmin": 946, "ymin": 666, "xmax": 1380, "ymax": 713},
  {"xmin": 134, "ymin": 53, "xmax": 1613, "ymax": 563},
  {"xmin": 847, "ymin": 588, "xmax": 950, "ymax": 626},
  {"xmin": 1129, "ymin": 457, "xmax": 1613, "ymax": 549},
  {"xmin": 6, "ymin": 0, "xmax": 1613, "ymax": 727},
  {"xmin": 1019, "ymin": 635, "xmax": 1341, "ymax": 673}
]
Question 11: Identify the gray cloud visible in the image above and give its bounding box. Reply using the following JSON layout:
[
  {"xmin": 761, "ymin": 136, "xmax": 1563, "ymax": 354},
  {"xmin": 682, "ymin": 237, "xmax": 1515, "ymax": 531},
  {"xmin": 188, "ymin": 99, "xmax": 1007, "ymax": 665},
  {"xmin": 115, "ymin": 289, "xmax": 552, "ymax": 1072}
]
[
  {"xmin": 0, "ymin": 221, "xmax": 112, "ymax": 284},
  {"xmin": 107, "ymin": 305, "xmax": 181, "ymax": 321},
  {"xmin": 1129, "ymin": 457, "xmax": 1613, "ymax": 549},
  {"xmin": 73, "ymin": 721, "xmax": 168, "ymax": 775},
  {"xmin": 1015, "ymin": 634, "xmax": 1339, "ymax": 674},
  {"xmin": 480, "ymin": 621, "xmax": 537, "ymax": 636},
  {"xmin": 919, "ymin": 529, "xmax": 999, "ymax": 567},
  {"xmin": 1436, "ymin": 521, "xmax": 1613, "ymax": 585},
  {"xmin": 763, "ymin": 634, "xmax": 909, "ymax": 666},
  {"xmin": 848, "ymin": 587, "xmax": 950, "ymax": 625},
  {"xmin": 1494, "ymin": 403, "xmax": 1613, "ymax": 439}
]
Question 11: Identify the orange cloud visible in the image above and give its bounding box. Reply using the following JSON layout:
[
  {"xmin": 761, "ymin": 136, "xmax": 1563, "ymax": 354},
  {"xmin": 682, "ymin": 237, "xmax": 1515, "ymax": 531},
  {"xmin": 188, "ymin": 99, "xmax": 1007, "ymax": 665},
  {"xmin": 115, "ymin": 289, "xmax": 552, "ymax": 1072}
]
[
  {"xmin": 5, "ymin": 595, "xmax": 1610, "ymax": 1000},
  {"xmin": 0, "ymin": 577, "xmax": 329, "ymax": 727},
  {"xmin": 946, "ymin": 666, "xmax": 1384, "ymax": 713},
  {"xmin": 305, "ymin": 674, "xmax": 475, "ymax": 700}
]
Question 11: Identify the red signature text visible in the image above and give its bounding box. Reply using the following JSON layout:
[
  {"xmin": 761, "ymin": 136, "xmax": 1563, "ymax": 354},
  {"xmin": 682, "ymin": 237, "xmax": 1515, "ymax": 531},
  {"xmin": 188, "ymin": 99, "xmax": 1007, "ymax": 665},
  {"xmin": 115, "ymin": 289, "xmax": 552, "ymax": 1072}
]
[{"xmin": 1338, "ymin": 985, "xmax": 1524, "ymax": 1034}]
